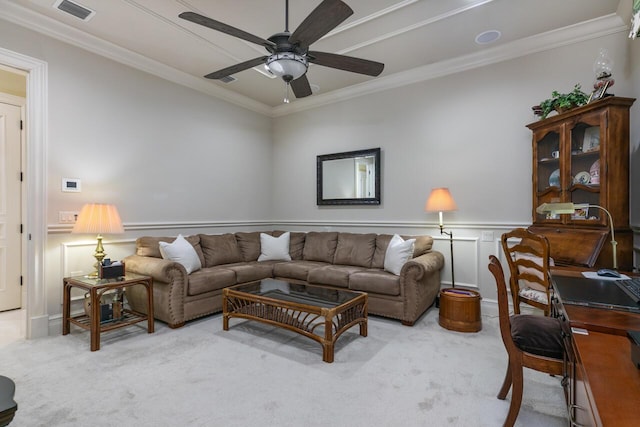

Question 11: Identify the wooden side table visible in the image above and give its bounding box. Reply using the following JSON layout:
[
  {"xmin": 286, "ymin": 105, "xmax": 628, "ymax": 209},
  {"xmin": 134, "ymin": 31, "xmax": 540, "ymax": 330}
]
[
  {"xmin": 438, "ymin": 288, "xmax": 482, "ymax": 332},
  {"xmin": 63, "ymin": 273, "xmax": 154, "ymax": 351}
]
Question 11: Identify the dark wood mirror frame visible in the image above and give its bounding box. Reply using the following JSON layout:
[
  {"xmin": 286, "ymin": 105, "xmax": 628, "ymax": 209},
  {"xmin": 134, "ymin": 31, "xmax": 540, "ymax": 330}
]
[{"xmin": 316, "ymin": 148, "xmax": 381, "ymax": 206}]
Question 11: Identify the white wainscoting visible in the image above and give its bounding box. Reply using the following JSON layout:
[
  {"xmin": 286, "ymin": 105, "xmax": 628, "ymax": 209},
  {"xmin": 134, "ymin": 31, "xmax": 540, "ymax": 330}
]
[
  {"xmin": 59, "ymin": 239, "xmax": 137, "ymax": 307},
  {"xmin": 48, "ymin": 220, "xmax": 636, "ymax": 334}
]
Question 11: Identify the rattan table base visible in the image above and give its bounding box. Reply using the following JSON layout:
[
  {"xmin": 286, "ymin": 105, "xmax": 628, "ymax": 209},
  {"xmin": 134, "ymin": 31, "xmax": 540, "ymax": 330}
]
[{"xmin": 223, "ymin": 282, "xmax": 367, "ymax": 363}]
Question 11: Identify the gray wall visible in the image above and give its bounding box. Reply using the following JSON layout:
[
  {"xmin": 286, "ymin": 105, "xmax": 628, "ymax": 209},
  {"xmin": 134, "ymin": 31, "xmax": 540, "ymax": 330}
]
[
  {"xmin": 272, "ymin": 31, "xmax": 639, "ymax": 301},
  {"xmin": 1, "ymin": 19, "xmax": 638, "ymax": 330},
  {"xmin": 0, "ymin": 20, "xmax": 272, "ymax": 323}
]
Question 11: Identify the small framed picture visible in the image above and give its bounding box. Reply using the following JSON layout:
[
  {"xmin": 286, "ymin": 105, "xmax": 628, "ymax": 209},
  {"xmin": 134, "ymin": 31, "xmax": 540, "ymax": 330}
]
[
  {"xmin": 587, "ymin": 80, "xmax": 610, "ymax": 104},
  {"xmin": 582, "ymin": 127, "xmax": 600, "ymax": 153},
  {"xmin": 572, "ymin": 206, "xmax": 588, "ymax": 220}
]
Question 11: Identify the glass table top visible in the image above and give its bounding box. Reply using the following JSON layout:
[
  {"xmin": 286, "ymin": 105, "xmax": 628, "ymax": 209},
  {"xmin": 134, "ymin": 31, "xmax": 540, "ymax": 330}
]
[{"xmin": 229, "ymin": 279, "xmax": 363, "ymax": 309}]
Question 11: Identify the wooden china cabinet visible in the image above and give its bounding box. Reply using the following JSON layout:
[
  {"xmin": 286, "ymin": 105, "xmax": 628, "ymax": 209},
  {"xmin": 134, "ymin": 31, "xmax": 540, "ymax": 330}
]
[{"xmin": 526, "ymin": 96, "xmax": 635, "ymax": 270}]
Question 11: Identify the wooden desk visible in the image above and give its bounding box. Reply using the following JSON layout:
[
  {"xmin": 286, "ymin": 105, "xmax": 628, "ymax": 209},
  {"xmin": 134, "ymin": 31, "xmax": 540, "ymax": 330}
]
[{"xmin": 552, "ymin": 271, "xmax": 640, "ymax": 426}]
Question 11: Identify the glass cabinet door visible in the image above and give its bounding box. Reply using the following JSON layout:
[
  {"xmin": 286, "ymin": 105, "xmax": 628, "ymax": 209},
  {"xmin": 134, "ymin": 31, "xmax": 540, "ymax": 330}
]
[
  {"xmin": 534, "ymin": 127, "xmax": 562, "ymax": 223},
  {"xmin": 568, "ymin": 111, "xmax": 604, "ymax": 226}
]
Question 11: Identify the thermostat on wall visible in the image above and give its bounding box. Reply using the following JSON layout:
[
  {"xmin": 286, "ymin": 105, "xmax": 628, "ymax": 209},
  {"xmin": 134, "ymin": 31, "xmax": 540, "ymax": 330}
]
[{"xmin": 62, "ymin": 178, "xmax": 81, "ymax": 192}]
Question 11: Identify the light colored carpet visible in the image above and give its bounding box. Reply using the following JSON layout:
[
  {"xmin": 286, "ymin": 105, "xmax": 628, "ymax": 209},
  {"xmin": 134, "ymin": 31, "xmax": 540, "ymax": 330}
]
[{"xmin": 0, "ymin": 309, "xmax": 565, "ymax": 426}]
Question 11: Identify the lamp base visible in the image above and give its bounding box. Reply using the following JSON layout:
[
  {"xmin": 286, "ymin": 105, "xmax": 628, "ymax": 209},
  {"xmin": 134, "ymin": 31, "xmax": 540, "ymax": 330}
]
[{"xmin": 438, "ymin": 288, "xmax": 482, "ymax": 333}]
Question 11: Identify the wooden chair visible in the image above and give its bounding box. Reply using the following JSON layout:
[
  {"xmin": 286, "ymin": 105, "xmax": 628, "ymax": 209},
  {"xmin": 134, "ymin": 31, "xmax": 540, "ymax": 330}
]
[
  {"xmin": 488, "ymin": 255, "xmax": 564, "ymax": 427},
  {"xmin": 501, "ymin": 228, "xmax": 553, "ymax": 316}
]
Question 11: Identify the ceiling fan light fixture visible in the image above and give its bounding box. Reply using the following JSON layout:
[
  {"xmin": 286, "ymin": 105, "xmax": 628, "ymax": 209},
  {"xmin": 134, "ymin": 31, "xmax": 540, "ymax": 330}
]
[{"xmin": 266, "ymin": 52, "xmax": 308, "ymax": 81}]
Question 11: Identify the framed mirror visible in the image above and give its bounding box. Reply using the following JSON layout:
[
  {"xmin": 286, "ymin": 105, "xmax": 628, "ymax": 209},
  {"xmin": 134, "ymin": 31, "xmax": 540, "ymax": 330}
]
[{"xmin": 317, "ymin": 148, "xmax": 381, "ymax": 206}]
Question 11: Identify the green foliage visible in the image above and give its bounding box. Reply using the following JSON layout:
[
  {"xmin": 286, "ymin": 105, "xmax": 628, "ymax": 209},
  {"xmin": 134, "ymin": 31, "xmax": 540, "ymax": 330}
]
[{"xmin": 537, "ymin": 84, "xmax": 589, "ymax": 119}]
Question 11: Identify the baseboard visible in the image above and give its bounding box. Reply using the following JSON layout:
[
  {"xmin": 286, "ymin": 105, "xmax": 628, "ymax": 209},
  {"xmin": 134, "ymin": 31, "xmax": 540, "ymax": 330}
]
[{"xmin": 28, "ymin": 314, "xmax": 49, "ymax": 339}]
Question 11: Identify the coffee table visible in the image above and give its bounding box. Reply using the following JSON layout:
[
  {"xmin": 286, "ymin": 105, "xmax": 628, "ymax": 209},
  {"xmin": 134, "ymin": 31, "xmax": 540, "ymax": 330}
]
[{"xmin": 223, "ymin": 279, "xmax": 368, "ymax": 363}]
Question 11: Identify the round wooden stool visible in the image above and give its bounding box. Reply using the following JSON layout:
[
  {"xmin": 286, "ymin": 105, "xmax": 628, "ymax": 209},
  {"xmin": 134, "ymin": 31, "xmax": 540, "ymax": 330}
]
[{"xmin": 438, "ymin": 288, "xmax": 482, "ymax": 332}]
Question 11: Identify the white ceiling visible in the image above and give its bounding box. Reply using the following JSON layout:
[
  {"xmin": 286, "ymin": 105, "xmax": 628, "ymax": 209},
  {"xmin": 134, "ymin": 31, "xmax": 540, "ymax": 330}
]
[{"xmin": 1, "ymin": 0, "xmax": 630, "ymax": 115}]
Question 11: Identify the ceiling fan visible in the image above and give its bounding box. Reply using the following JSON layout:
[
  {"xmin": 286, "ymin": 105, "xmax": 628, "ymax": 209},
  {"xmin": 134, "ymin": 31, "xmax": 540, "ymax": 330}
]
[{"xmin": 179, "ymin": 0, "xmax": 384, "ymax": 103}]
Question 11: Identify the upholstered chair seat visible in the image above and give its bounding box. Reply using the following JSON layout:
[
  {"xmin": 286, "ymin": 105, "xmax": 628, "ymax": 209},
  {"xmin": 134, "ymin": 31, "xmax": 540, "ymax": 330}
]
[{"xmin": 510, "ymin": 314, "xmax": 564, "ymax": 360}]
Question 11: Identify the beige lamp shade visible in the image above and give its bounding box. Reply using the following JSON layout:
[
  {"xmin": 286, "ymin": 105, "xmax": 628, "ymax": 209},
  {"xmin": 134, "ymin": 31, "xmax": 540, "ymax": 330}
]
[
  {"xmin": 72, "ymin": 203, "xmax": 124, "ymax": 235},
  {"xmin": 425, "ymin": 188, "xmax": 457, "ymax": 227},
  {"xmin": 425, "ymin": 188, "xmax": 458, "ymax": 212}
]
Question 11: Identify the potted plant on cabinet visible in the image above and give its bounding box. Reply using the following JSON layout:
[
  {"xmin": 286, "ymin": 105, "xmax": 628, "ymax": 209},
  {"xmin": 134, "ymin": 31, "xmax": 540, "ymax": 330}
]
[{"xmin": 532, "ymin": 84, "xmax": 589, "ymax": 119}]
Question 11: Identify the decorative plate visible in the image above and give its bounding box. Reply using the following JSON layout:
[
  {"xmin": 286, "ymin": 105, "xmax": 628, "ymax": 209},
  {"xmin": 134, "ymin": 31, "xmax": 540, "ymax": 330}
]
[
  {"xmin": 573, "ymin": 171, "xmax": 591, "ymax": 185},
  {"xmin": 590, "ymin": 159, "xmax": 600, "ymax": 185},
  {"xmin": 549, "ymin": 169, "xmax": 560, "ymax": 187}
]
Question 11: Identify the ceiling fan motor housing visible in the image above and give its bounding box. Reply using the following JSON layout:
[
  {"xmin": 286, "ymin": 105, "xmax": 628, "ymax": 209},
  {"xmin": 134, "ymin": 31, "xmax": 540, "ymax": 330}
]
[{"xmin": 266, "ymin": 32, "xmax": 308, "ymax": 81}]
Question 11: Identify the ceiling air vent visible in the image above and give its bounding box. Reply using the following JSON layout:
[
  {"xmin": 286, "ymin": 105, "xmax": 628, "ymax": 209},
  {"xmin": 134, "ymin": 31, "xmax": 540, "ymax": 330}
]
[
  {"xmin": 219, "ymin": 75, "xmax": 237, "ymax": 84},
  {"xmin": 54, "ymin": 0, "xmax": 95, "ymax": 21}
]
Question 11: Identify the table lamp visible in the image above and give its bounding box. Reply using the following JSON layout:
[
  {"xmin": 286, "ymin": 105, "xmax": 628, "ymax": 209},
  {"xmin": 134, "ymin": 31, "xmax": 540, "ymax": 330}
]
[
  {"xmin": 536, "ymin": 202, "xmax": 617, "ymax": 269},
  {"xmin": 72, "ymin": 203, "xmax": 124, "ymax": 277},
  {"xmin": 425, "ymin": 188, "xmax": 458, "ymax": 286}
]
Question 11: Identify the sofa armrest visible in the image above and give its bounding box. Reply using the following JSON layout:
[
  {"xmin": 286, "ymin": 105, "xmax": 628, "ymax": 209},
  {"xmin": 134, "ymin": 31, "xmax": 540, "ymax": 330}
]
[
  {"xmin": 122, "ymin": 254, "xmax": 187, "ymax": 327},
  {"xmin": 402, "ymin": 251, "xmax": 445, "ymax": 279},
  {"xmin": 399, "ymin": 251, "xmax": 445, "ymax": 325},
  {"xmin": 123, "ymin": 254, "xmax": 187, "ymax": 283}
]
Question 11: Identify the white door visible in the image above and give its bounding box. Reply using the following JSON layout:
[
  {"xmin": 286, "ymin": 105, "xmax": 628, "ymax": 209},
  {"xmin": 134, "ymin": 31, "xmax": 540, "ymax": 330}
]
[{"xmin": 0, "ymin": 101, "xmax": 22, "ymax": 311}]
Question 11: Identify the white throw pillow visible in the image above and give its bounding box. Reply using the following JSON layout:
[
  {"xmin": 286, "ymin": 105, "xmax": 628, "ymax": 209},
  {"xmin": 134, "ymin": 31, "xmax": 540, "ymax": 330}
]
[
  {"xmin": 384, "ymin": 234, "xmax": 416, "ymax": 275},
  {"xmin": 258, "ymin": 232, "xmax": 292, "ymax": 262},
  {"xmin": 159, "ymin": 234, "xmax": 202, "ymax": 274}
]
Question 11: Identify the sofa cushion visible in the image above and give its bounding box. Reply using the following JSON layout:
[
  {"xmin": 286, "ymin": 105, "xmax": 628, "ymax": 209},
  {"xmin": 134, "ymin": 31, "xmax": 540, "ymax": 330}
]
[
  {"xmin": 372, "ymin": 234, "xmax": 393, "ymax": 269},
  {"xmin": 136, "ymin": 235, "xmax": 205, "ymax": 266},
  {"xmin": 411, "ymin": 235, "xmax": 434, "ymax": 257},
  {"xmin": 235, "ymin": 232, "xmax": 267, "ymax": 262},
  {"xmin": 372, "ymin": 234, "xmax": 434, "ymax": 268},
  {"xmin": 158, "ymin": 234, "xmax": 202, "ymax": 274},
  {"xmin": 273, "ymin": 260, "xmax": 327, "ymax": 281},
  {"xmin": 349, "ymin": 269, "xmax": 401, "ymax": 296},
  {"xmin": 226, "ymin": 261, "xmax": 275, "ymax": 283},
  {"xmin": 333, "ymin": 233, "xmax": 376, "ymax": 268},
  {"xmin": 302, "ymin": 232, "xmax": 338, "ymax": 263},
  {"xmin": 199, "ymin": 234, "xmax": 243, "ymax": 267},
  {"xmin": 258, "ymin": 232, "xmax": 291, "ymax": 261},
  {"xmin": 307, "ymin": 265, "xmax": 366, "ymax": 288},
  {"xmin": 384, "ymin": 234, "xmax": 416, "ymax": 275},
  {"xmin": 274, "ymin": 231, "xmax": 306, "ymax": 260},
  {"xmin": 187, "ymin": 267, "xmax": 236, "ymax": 296}
]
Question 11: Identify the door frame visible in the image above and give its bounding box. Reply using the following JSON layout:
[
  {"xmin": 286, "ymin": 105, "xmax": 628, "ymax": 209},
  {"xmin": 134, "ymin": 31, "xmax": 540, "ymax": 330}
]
[
  {"xmin": 0, "ymin": 46, "xmax": 48, "ymax": 338},
  {"xmin": 0, "ymin": 93, "xmax": 26, "ymax": 312}
]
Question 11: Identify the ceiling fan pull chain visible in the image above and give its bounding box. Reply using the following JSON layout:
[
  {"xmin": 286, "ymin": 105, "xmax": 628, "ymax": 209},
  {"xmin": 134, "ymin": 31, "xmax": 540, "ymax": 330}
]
[{"xmin": 284, "ymin": 82, "xmax": 291, "ymax": 104}]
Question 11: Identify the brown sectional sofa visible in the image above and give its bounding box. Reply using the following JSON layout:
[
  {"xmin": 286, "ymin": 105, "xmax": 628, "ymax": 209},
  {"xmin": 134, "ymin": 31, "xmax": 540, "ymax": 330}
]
[{"xmin": 123, "ymin": 231, "xmax": 445, "ymax": 328}]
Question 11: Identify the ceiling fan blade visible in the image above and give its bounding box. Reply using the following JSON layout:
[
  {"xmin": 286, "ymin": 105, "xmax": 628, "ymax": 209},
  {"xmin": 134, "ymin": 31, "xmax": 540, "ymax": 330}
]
[
  {"xmin": 179, "ymin": 12, "xmax": 275, "ymax": 49},
  {"xmin": 288, "ymin": 0, "xmax": 353, "ymax": 47},
  {"xmin": 204, "ymin": 57, "xmax": 268, "ymax": 79},
  {"xmin": 290, "ymin": 75, "xmax": 313, "ymax": 98},
  {"xmin": 308, "ymin": 51, "xmax": 384, "ymax": 76}
]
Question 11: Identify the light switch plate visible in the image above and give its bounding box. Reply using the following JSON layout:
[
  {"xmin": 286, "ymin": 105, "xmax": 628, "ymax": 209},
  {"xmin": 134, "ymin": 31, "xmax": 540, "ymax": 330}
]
[
  {"xmin": 62, "ymin": 178, "xmax": 81, "ymax": 192},
  {"xmin": 59, "ymin": 211, "xmax": 78, "ymax": 224}
]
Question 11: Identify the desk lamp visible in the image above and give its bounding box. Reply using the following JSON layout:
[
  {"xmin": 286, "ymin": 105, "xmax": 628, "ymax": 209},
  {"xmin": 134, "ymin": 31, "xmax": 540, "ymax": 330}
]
[
  {"xmin": 72, "ymin": 203, "xmax": 124, "ymax": 277},
  {"xmin": 426, "ymin": 188, "xmax": 458, "ymax": 286},
  {"xmin": 536, "ymin": 202, "xmax": 617, "ymax": 269}
]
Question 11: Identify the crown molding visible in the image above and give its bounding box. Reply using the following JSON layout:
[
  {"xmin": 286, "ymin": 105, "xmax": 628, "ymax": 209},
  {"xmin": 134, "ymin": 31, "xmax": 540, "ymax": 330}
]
[
  {"xmin": 0, "ymin": 0, "xmax": 628, "ymax": 118},
  {"xmin": 272, "ymin": 13, "xmax": 628, "ymax": 116},
  {"xmin": 0, "ymin": 0, "xmax": 272, "ymax": 116}
]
